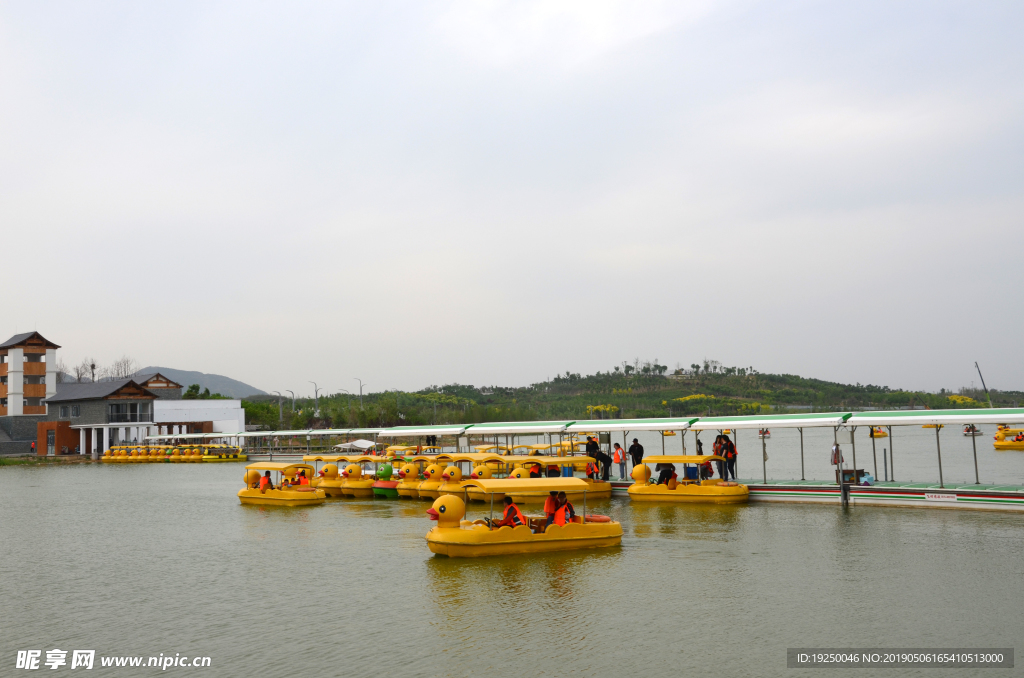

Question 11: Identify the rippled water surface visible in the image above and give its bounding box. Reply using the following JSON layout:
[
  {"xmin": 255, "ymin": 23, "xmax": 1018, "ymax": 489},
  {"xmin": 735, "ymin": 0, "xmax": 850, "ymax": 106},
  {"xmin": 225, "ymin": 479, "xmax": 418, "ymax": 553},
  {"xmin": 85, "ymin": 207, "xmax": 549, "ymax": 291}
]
[{"xmin": 2, "ymin": 462, "xmax": 1022, "ymax": 677}]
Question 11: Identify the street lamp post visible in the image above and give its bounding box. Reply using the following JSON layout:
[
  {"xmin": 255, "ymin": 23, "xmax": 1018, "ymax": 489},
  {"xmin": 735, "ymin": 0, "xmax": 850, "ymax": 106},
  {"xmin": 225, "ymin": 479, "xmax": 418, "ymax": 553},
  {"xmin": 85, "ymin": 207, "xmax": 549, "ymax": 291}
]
[
  {"xmin": 272, "ymin": 391, "xmax": 283, "ymax": 423},
  {"xmin": 286, "ymin": 390, "xmax": 295, "ymax": 413},
  {"xmin": 354, "ymin": 378, "xmax": 367, "ymax": 409},
  {"xmin": 309, "ymin": 381, "xmax": 323, "ymax": 417}
]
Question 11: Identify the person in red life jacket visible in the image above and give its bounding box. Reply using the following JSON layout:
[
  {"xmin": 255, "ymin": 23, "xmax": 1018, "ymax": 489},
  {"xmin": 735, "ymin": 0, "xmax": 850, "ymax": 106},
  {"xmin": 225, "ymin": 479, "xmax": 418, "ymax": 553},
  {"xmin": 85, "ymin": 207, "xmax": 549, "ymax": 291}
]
[
  {"xmin": 613, "ymin": 443, "xmax": 626, "ymax": 480},
  {"xmin": 546, "ymin": 464, "xmax": 560, "ymax": 478},
  {"xmin": 723, "ymin": 437, "xmax": 737, "ymax": 481},
  {"xmin": 543, "ymin": 491, "xmax": 559, "ymax": 526},
  {"xmin": 551, "ymin": 491, "xmax": 576, "ymax": 527},
  {"xmin": 297, "ymin": 470, "xmax": 310, "ymax": 486},
  {"xmin": 529, "ymin": 463, "xmax": 542, "ymax": 478},
  {"xmin": 491, "ymin": 496, "xmax": 526, "ymax": 529},
  {"xmin": 258, "ymin": 471, "xmax": 274, "ymax": 493}
]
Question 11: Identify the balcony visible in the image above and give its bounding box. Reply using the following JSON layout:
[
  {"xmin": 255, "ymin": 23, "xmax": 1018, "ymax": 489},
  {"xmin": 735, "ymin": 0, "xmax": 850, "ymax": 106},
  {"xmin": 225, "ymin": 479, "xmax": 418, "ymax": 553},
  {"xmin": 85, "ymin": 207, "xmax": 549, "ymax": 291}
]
[
  {"xmin": 108, "ymin": 413, "xmax": 154, "ymax": 423},
  {"xmin": 24, "ymin": 363, "xmax": 45, "ymax": 376},
  {"xmin": 24, "ymin": 384, "xmax": 47, "ymax": 398},
  {"xmin": 24, "ymin": 406, "xmax": 46, "ymax": 415}
]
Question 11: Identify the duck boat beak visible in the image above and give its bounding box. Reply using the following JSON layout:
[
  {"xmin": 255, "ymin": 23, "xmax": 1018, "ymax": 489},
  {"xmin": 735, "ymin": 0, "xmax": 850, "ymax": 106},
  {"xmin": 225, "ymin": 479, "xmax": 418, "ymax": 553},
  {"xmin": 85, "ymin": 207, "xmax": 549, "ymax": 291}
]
[{"xmin": 426, "ymin": 508, "xmax": 439, "ymax": 521}]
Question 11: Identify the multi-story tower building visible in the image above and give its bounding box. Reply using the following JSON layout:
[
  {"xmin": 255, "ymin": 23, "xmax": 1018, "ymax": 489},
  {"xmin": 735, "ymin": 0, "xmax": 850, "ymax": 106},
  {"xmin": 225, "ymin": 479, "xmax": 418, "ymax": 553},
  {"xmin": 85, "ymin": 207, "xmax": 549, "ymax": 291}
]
[{"xmin": 0, "ymin": 332, "xmax": 60, "ymax": 416}]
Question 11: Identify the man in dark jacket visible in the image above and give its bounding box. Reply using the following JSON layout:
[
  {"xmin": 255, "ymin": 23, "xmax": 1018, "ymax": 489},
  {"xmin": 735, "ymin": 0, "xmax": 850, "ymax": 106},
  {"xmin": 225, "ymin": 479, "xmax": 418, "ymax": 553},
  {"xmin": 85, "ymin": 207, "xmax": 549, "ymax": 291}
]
[
  {"xmin": 586, "ymin": 437, "xmax": 612, "ymax": 482},
  {"xmin": 628, "ymin": 438, "xmax": 644, "ymax": 468}
]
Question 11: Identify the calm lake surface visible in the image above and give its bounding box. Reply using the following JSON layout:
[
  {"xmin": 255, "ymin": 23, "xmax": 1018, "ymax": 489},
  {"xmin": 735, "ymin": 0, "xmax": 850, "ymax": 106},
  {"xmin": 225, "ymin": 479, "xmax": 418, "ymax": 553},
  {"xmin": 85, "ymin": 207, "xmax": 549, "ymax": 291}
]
[{"xmin": 2, "ymin": 462, "xmax": 1022, "ymax": 677}]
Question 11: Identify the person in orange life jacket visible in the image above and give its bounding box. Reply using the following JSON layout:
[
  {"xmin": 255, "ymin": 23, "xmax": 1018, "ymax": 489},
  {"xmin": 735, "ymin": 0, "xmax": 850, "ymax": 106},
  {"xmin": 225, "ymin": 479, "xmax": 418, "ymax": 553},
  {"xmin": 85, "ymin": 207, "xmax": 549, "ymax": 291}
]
[
  {"xmin": 258, "ymin": 471, "xmax": 274, "ymax": 493},
  {"xmin": 297, "ymin": 470, "xmax": 309, "ymax": 486},
  {"xmin": 723, "ymin": 438, "xmax": 737, "ymax": 481},
  {"xmin": 613, "ymin": 443, "xmax": 627, "ymax": 480},
  {"xmin": 529, "ymin": 463, "xmax": 542, "ymax": 478},
  {"xmin": 544, "ymin": 491, "xmax": 559, "ymax": 526},
  {"xmin": 552, "ymin": 491, "xmax": 576, "ymax": 526},
  {"xmin": 585, "ymin": 460, "xmax": 600, "ymax": 480},
  {"xmin": 546, "ymin": 464, "xmax": 560, "ymax": 478},
  {"xmin": 491, "ymin": 496, "xmax": 526, "ymax": 529}
]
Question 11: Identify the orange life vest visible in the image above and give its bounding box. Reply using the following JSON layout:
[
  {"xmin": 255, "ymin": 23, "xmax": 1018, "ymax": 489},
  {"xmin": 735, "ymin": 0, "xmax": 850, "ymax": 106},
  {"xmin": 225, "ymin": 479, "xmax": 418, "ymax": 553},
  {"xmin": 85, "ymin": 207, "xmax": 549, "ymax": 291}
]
[
  {"xmin": 554, "ymin": 503, "xmax": 575, "ymax": 526},
  {"xmin": 299, "ymin": 475, "xmax": 309, "ymax": 486},
  {"xmin": 504, "ymin": 503, "xmax": 526, "ymax": 526},
  {"xmin": 543, "ymin": 496, "xmax": 558, "ymax": 515},
  {"xmin": 259, "ymin": 476, "xmax": 272, "ymax": 490},
  {"xmin": 613, "ymin": 448, "xmax": 624, "ymax": 463}
]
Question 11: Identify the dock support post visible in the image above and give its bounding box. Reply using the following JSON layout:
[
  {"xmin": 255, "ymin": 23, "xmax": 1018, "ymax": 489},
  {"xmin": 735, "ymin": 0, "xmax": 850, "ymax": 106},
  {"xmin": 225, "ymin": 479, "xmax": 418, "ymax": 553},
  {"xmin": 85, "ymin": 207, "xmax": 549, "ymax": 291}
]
[
  {"xmin": 851, "ymin": 427, "xmax": 857, "ymax": 482},
  {"xmin": 871, "ymin": 431, "xmax": 878, "ymax": 482},
  {"xmin": 661, "ymin": 432, "xmax": 665, "ymax": 455},
  {"xmin": 761, "ymin": 434, "xmax": 767, "ymax": 484},
  {"xmin": 799, "ymin": 427, "xmax": 805, "ymax": 480},
  {"xmin": 733, "ymin": 430, "xmax": 738, "ymax": 479},
  {"xmin": 970, "ymin": 425, "xmax": 980, "ymax": 485},
  {"xmin": 888, "ymin": 426, "xmax": 894, "ymax": 481},
  {"xmin": 935, "ymin": 426, "xmax": 944, "ymax": 488}
]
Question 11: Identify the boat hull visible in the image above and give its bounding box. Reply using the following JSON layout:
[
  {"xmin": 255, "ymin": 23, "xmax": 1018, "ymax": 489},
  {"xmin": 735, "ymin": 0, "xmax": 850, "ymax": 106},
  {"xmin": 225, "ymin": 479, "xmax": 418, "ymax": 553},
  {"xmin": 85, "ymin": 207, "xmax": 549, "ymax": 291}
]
[
  {"xmin": 426, "ymin": 522, "xmax": 622, "ymax": 558},
  {"xmin": 994, "ymin": 440, "xmax": 1024, "ymax": 451},
  {"xmin": 238, "ymin": 488, "xmax": 326, "ymax": 507},
  {"xmin": 317, "ymin": 480, "xmax": 346, "ymax": 498},
  {"xmin": 627, "ymin": 482, "xmax": 749, "ymax": 504},
  {"xmin": 341, "ymin": 481, "xmax": 375, "ymax": 498}
]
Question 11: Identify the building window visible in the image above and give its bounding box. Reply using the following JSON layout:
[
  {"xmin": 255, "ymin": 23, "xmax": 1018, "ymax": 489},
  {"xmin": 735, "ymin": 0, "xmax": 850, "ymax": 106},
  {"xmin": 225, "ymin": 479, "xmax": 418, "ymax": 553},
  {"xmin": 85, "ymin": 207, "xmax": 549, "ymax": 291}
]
[
  {"xmin": 59, "ymin": 406, "xmax": 69, "ymax": 418},
  {"xmin": 71, "ymin": 405, "xmax": 80, "ymax": 417},
  {"xmin": 0, "ymin": 398, "xmax": 6, "ymax": 407}
]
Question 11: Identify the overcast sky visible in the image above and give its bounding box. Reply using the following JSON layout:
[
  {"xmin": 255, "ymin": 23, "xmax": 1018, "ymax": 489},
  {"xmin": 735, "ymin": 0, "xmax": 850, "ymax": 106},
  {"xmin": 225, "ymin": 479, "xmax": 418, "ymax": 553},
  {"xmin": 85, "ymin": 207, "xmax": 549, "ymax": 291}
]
[{"xmin": 2, "ymin": 1, "xmax": 1021, "ymax": 397}]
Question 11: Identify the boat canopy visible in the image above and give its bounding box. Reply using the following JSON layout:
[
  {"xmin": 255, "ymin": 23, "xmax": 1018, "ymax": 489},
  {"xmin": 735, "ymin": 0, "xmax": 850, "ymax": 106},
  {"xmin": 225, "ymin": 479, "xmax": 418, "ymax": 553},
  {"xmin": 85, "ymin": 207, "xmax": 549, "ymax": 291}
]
[
  {"xmin": 245, "ymin": 462, "xmax": 315, "ymax": 472},
  {"xmin": 847, "ymin": 408, "xmax": 1024, "ymax": 427},
  {"xmin": 639, "ymin": 455, "xmax": 726, "ymax": 464},
  {"xmin": 466, "ymin": 420, "xmax": 575, "ymax": 435},
  {"xmin": 460, "ymin": 477, "xmax": 592, "ymax": 494},
  {"xmin": 691, "ymin": 413, "xmax": 852, "ymax": 430},
  {"xmin": 474, "ymin": 445, "xmax": 509, "ymax": 452},
  {"xmin": 377, "ymin": 425, "xmax": 467, "ymax": 437},
  {"xmin": 336, "ymin": 455, "xmax": 388, "ymax": 463},
  {"xmin": 509, "ymin": 455, "xmax": 596, "ymax": 466},
  {"xmin": 334, "ymin": 439, "xmax": 376, "ymax": 450},
  {"xmin": 565, "ymin": 417, "xmax": 699, "ymax": 433},
  {"xmin": 302, "ymin": 455, "xmax": 346, "ymax": 462},
  {"xmin": 404, "ymin": 455, "xmax": 443, "ymax": 462},
  {"xmin": 435, "ymin": 453, "xmax": 507, "ymax": 463}
]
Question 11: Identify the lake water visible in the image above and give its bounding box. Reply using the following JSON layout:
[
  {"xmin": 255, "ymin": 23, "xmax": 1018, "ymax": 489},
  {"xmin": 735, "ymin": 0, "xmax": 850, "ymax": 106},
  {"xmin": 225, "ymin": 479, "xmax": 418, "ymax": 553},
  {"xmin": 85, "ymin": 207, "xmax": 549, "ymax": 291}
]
[{"xmin": 2, "ymin": 462, "xmax": 1021, "ymax": 677}]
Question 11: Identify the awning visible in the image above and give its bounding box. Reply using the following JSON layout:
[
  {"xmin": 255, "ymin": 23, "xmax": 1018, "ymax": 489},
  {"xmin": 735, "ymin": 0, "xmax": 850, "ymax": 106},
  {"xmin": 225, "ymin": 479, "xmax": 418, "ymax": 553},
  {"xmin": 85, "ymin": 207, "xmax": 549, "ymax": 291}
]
[
  {"xmin": 334, "ymin": 439, "xmax": 376, "ymax": 450},
  {"xmin": 565, "ymin": 417, "xmax": 699, "ymax": 433},
  {"xmin": 847, "ymin": 408, "xmax": 1024, "ymax": 427},
  {"xmin": 465, "ymin": 421, "xmax": 575, "ymax": 435},
  {"xmin": 377, "ymin": 425, "xmax": 468, "ymax": 437},
  {"xmin": 690, "ymin": 413, "xmax": 852, "ymax": 430}
]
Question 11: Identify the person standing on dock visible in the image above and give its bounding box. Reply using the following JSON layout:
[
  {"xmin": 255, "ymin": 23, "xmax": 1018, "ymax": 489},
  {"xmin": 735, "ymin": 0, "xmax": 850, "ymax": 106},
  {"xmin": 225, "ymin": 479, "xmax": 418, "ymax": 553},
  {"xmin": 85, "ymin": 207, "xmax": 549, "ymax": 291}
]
[
  {"xmin": 613, "ymin": 443, "xmax": 626, "ymax": 480},
  {"xmin": 628, "ymin": 438, "xmax": 644, "ymax": 468},
  {"xmin": 713, "ymin": 436, "xmax": 725, "ymax": 479}
]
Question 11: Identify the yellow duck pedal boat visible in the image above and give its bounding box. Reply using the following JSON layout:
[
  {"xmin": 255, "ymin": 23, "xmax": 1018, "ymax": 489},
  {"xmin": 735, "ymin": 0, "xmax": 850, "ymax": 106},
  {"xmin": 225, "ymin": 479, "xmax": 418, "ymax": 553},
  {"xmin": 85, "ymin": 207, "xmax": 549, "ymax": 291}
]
[
  {"xmin": 425, "ymin": 487, "xmax": 621, "ymax": 558},
  {"xmin": 627, "ymin": 456, "xmax": 749, "ymax": 504},
  {"xmin": 396, "ymin": 463, "xmax": 422, "ymax": 498},
  {"xmin": 993, "ymin": 428, "xmax": 1024, "ymax": 450},
  {"xmin": 340, "ymin": 464, "xmax": 375, "ymax": 498},
  {"xmin": 416, "ymin": 463, "xmax": 446, "ymax": 500},
  {"xmin": 238, "ymin": 463, "xmax": 326, "ymax": 507}
]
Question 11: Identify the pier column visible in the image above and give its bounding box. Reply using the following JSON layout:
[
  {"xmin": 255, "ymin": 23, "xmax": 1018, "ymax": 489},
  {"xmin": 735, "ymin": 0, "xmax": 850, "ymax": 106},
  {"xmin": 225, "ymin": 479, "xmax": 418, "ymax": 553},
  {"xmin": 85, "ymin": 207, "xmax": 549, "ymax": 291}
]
[
  {"xmin": 970, "ymin": 425, "xmax": 980, "ymax": 485},
  {"xmin": 888, "ymin": 426, "xmax": 894, "ymax": 481},
  {"xmin": 799, "ymin": 428, "xmax": 805, "ymax": 481},
  {"xmin": 935, "ymin": 426, "xmax": 944, "ymax": 488}
]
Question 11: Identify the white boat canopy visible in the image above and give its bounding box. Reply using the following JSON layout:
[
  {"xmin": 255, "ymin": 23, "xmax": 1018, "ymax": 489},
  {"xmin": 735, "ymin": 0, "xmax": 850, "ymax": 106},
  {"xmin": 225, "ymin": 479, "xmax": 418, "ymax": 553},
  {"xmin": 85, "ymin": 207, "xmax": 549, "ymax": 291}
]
[
  {"xmin": 690, "ymin": 412, "xmax": 852, "ymax": 430},
  {"xmin": 465, "ymin": 421, "xmax": 574, "ymax": 435},
  {"xmin": 334, "ymin": 439, "xmax": 377, "ymax": 450},
  {"xmin": 564, "ymin": 417, "xmax": 698, "ymax": 433},
  {"xmin": 846, "ymin": 408, "xmax": 1024, "ymax": 427},
  {"xmin": 377, "ymin": 425, "xmax": 468, "ymax": 438}
]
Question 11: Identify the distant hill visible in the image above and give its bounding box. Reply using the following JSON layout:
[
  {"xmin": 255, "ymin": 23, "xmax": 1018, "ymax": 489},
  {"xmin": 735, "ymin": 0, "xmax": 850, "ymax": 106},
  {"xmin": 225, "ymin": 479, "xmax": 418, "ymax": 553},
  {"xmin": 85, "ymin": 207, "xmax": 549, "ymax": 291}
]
[{"xmin": 137, "ymin": 367, "xmax": 267, "ymax": 398}]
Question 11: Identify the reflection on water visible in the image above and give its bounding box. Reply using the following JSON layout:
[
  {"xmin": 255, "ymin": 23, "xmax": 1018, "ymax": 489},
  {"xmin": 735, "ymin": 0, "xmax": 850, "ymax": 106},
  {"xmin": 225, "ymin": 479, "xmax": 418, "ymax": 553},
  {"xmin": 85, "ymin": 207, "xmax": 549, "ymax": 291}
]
[{"xmin": 1, "ymin": 463, "xmax": 1022, "ymax": 678}]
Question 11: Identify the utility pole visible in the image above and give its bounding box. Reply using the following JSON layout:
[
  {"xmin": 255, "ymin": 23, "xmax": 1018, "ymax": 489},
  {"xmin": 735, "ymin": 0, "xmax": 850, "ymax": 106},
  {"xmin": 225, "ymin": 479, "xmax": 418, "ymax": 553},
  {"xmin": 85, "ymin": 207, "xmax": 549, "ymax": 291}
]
[
  {"xmin": 354, "ymin": 378, "xmax": 367, "ymax": 409},
  {"xmin": 272, "ymin": 391, "xmax": 283, "ymax": 423},
  {"xmin": 974, "ymin": 362, "xmax": 994, "ymax": 408},
  {"xmin": 309, "ymin": 381, "xmax": 322, "ymax": 417},
  {"xmin": 286, "ymin": 390, "xmax": 295, "ymax": 413}
]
